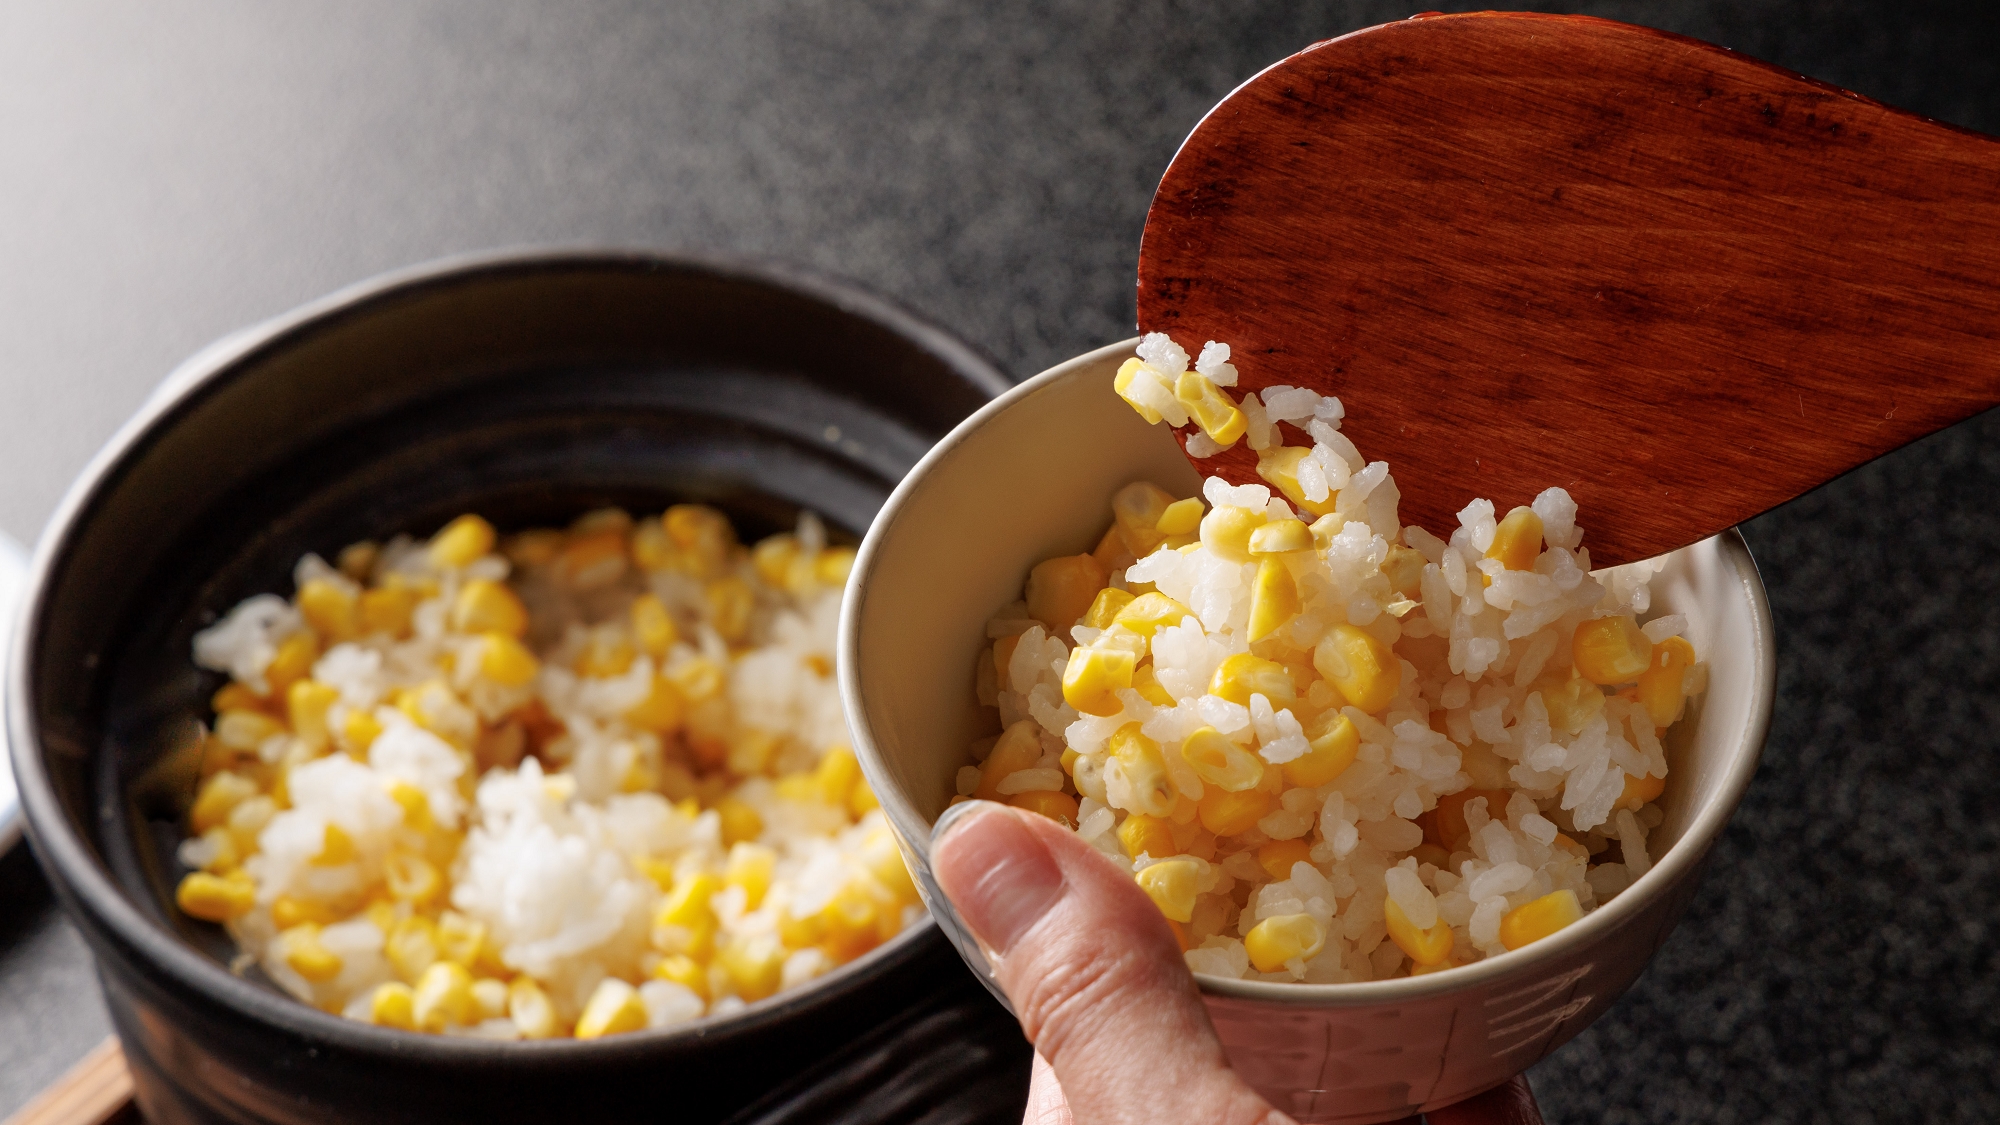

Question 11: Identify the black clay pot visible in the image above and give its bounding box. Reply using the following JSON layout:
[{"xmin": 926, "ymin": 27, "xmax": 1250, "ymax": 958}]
[{"xmin": 7, "ymin": 250, "xmax": 1030, "ymax": 1125}]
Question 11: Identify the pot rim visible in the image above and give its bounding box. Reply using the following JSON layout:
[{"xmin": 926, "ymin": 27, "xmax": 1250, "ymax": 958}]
[
  {"xmin": 840, "ymin": 336, "xmax": 1776, "ymax": 1009},
  {"xmin": 7, "ymin": 245, "xmax": 1010, "ymax": 1059}
]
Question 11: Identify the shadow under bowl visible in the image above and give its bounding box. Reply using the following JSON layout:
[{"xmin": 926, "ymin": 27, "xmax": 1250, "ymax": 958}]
[
  {"xmin": 9, "ymin": 249, "xmax": 1032, "ymax": 1125},
  {"xmin": 841, "ymin": 338, "xmax": 1776, "ymax": 1124}
]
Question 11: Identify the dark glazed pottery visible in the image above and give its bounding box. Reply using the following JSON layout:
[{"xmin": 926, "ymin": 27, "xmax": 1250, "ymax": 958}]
[{"xmin": 7, "ymin": 250, "xmax": 1029, "ymax": 1124}]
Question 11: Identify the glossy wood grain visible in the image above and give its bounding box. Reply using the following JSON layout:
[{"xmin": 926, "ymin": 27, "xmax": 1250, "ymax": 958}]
[
  {"xmin": 1138, "ymin": 11, "xmax": 2000, "ymax": 566},
  {"xmin": 0, "ymin": 1040, "xmax": 136, "ymax": 1125}
]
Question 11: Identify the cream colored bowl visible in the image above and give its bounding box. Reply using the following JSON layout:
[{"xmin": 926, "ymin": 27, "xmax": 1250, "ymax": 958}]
[{"xmin": 839, "ymin": 339, "xmax": 1775, "ymax": 1123}]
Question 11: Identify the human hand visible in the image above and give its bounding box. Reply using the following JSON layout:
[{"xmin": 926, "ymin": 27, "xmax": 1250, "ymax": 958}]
[{"xmin": 930, "ymin": 800, "xmax": 1542, "ymax": 1125}]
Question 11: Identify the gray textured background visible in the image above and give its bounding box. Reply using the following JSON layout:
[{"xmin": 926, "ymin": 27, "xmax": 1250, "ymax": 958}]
[{"xmin": 3, "ymin": 1, "xmax": 1998, "ymax": 1121}]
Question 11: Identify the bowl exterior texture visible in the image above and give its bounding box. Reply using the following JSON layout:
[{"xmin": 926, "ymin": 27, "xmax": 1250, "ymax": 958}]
[
  {"xmin": 842, "ymin": 340, "xmax": 1775, "ymax": 1123},
  {"xmin": 9, "ymin": 250, "xmax": 1029, "ymax": 1125}
]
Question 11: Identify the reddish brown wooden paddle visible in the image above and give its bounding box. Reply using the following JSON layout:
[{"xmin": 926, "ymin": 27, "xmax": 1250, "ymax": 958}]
[{"xmin": 1138, "ymin": 11, "xmax": 2000, "ymax": 567}]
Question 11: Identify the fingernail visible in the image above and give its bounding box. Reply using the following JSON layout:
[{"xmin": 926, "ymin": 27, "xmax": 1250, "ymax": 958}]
[{"xmin": 931, "ymin": 802, "xmax": 1065, "ymax": 956}]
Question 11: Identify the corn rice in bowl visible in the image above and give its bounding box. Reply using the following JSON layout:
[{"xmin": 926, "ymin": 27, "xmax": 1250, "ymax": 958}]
[{"xmin": 954, "ymin": 334, "xmax": 1705, "ymax": 982}]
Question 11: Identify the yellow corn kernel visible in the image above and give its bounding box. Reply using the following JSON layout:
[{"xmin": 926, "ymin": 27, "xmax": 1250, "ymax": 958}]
[
  {"xmin": 1131, "ymin": 663, "xmax": 1176, "ymax": 707},
  {"xmin": 1615, "ymin": 771, "xmax": 1667, "ymax": 812},
  {"xmin": 1383, "ymin": 897, "xmax": 1455, "ymax": 966},
  {"xmin": 775, "ymin": 772, "xmax": 819, "ymax": 804},
  {"xmin": 664, "ymin": 505, "xmax": 737, "ymax": 576},
  {"xmin": 278, "ymin": 924, "xmax": 344, "ymax": 983},
  {"xmin": 311, "ymin": 822, "xmax": 358, "ymax": 866},
  {"xmin": 1313, "ymin": 624, "xmax": 1399, "ymax": 713},
  {"xmin": 1135, "ymin": 857, "xmax": 1203, "ymax": 922},
  {"xmin": 815, "ymin": 744, "xmax": 862, "ymax": 809},
  {"xmin": 849, "ymin": 779, "xmax": 881, "ymax": 819},
  {"xmin": 859, "ymin": 828, "xmax": 920, "ymax": 904},
  {"xmin": 470, "ymin": 632, "xmax": 538, "ymax": 688},
  {"xmin": 1026, "ymin": 553, "xmax": 1110, "ymax": 632},
  {"xmin": 1117, "ymin": 814, "xmax": 1176, "ymax": 861},
  {"xmin": 715, "ymin": 797, "xmax": 764, "ymax": 846},
  {"xmin": 411, "ymin": 960, "xmax": 476, "ymax": 1031},
  {"xmin": 264, "ymin": 630, "xmax": 320, "ymax": 698},
  {"xmin": 1155, "ymin": 497, "xmax": 1205, "ymax": 536},
  {"xmin": 554, "ymin": 529, "xmax": 629, "ymax": 590},
  {"xmin": 1245, "ymin": 913, "xmax": 1326, "ymax": 972},
  {"xmin": 659, "ymin": 872, "xmax": 721, "ymax": 931},
  {"xmin": 1062, "ymin": 644, "xmax": 1136, "ymax": 717},
  {"xmin": 751, "ymin": 533, "xmax": 801, "ymax": 589},
  {"xmin": 1109, "ymin": 723, "xmax": 1176, "ymax": 818},
  {"xmin": 1254, "ymin": 446, "xmax": 1338, "ymax": 518},
  {"xmin": 575, "ymin": 978, "xmax": 648, "ymax": 1039},
  {"xmin": 1487, "ymin": 506, "xmax": 1544, "ymax": 572},
  {"xmin": 631, "ymin": 593, "xmax": 678, "ymax": 658},
  {"xmin": 1208, "ymin": 653, "xmax": 1297, "ymax": 709},
  {"xmin": 297, "ymin": 578, "xmax": 361, "ymax": 642},
  {"xmin": 1112, "ymin": 592, "xmax": 1195, "ymax": 638},
  {"xmin": 210, "ymin": 682, "xmax": 270, "ymax": 715},
  {"xmin": 1248, "ymin": 518, "xmax": 1315, "ymax": 555},
  {"xmin": 1247, "ymin": 559, "xmax": 1300, "ymax": 643},
  {"xmin": 285, "ymin": 679, "xmax": 339, "ymax": 753},
  {"xmin": 190, "ymin": 770, "xmax": 259, "ymax": 833},
  {"xmin": 1113, "ymin": 357, "xmax": 1166, "ymax": 424},
  {"xmin": 652, "ymin": 954, "xmax": 708, "ymax": 999},
  {"xmin": 176, "ymin": 870, "xmax": 256, "ymax": 921},
  {"xmin": 1009, "ymin": 790, "xmax": 1080, "ymax": 826},
  {"xmin": 369, "ymin": 982, "xmax": 417, "ymax": 1030},
  {"xmin": 385, "ymin": 915, "xmax": 439, "ymax": 983},
  {"xmin": 225, "ymin": 796, "xmax": 276, "ymax": 853},
  {"xmin": 719, "ymin": 935, "xmax": 787, "ymax": 1001},
  {"xmin": 1539, "ymin": 670, "xmax": 1606, "ymax": 734},
  {"xmin": 1573, "ymin": 616, "xmax": 1653, "ymax": 685},
  {"xmin": 384, "ymin": 852, "xmax": 442, "ymax": 906},
  {"xmin": 384, "ymin": 779, "xmax": 434, "ymax": 833},
  {"xmin": 1181, "ymin": 726, "xmax": 1263, "ymax": 792},
  {"xmin": 468, "ymin": 977, "xmax": 509, "ymax": 1022},
  {"xmin": 612, "ymin": 674, "xmax": 683, "ymax": 735},
  {"xmin": 817, "ymin": 546, "xmax": 857, "ymax": 587},
  {"xmin": 1059, "ymin": 747, "xmax": 1079, "ymax": 775},
  {"xmin": 1383, "ymin": 545, "xmax": 1426, "ymax": 598},
  {"xmin": 359, "ymin": 583, "xmax": 419, "ymax": 638},
  {"xmin": 437, "ymin": 913, "xmax": 493, "ymax": 973},
  {"xmin": 1499, "ymin": 889, "xmax": 1586, "ymax": 951},
  {"xmin": 1256, "ymin": 838, "xmax": 1315, "ymax": 881},
  {"xmin": 629, "ymin": 516, "xmax": 674, "ymax": 572},
  {"xmin": 705, "ymin": 576, "xmax": 755, "ymax": 642},
  {"xmin": 725, "ymin": 842, "xmax": 778, "ymax": 909},
  {"xmin": 1199, "ymin": 505, "xmax": 1265, "ymax": 563},
  {"xmin": 450, "ymin": 579, "xmax": 527, "ymax": 638},
  {"xmin": 1173, "ymin": 370, "xmax": 1246, "ymax": 446},
  {"xmin": 1638, "ymin": 635, "xmax": 1696, "ymax": 727},
  {"xmin": 429, "ymin": 515, "xmax": 496, "ymax": 569},
  {"xmin": 974, "ymin": 720, "xmax": 1045, "ymax": 800},
  {"xmin": 779, "ymin": 902, "xmax": 827, "ymax": 950},
  {"xmin": 672, "ymin": 656, "xmax": 728, "ymax": 708},
  {"xmin": 1198, "ymin": 786, "xmax": 1273, "ymax": 838},
  {"xmin": 337, "ymin": 540, "xmax": 379, "ymax": 581},
  {"xmin": 1083, "ymin": 587, "xmax": 1136, "ymax": 629},
  {"xmin": 1112, "ymin": 482, "xmax": 1178, "ymax": 556},
  {"xmin": 271, "ymin": 894, "xmax": 337, "ymax": 929},
  {"xmin": 214, "ymin": 708, "xmax": 285, "ymax": 753},
  {"xmin": 507, "ymin": 977, "xmax": 559, "ymax": 1039},
  {"xmin": 1284, "ymin": 712, "xmax": 1360, "ymax": 787}
]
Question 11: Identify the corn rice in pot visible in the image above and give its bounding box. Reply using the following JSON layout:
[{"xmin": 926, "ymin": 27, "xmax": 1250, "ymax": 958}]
[{"xmin": 175, "ymin": 505, "xmax": 921, "ymax": 1038}]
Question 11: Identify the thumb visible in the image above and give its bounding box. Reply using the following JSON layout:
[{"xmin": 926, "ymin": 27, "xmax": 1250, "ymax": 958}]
[{"xmin": 933, "ymin": 801, "xmax": 1289, "ymax": 1125}]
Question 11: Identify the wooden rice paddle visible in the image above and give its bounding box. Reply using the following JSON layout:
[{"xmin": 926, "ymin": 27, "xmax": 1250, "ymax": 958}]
[{"xmin": 1138, "ymin": 11, "xmax": 2000, "ymax": 567}]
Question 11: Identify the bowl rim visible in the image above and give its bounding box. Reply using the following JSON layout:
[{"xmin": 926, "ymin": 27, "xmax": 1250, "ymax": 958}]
[
  {"xmin": 841, "ymin": 335, "xmax": 1776, "ymax": 1008},
  {"xmin": 6, "ymin": 245, "xmax": 1010, "ymax": 1059}
]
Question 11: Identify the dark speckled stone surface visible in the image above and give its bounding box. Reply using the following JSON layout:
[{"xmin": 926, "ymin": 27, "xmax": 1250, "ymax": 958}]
[{"xmin": 2, "ymin": 2, "xmax": 1998, "ymax": 1121}]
